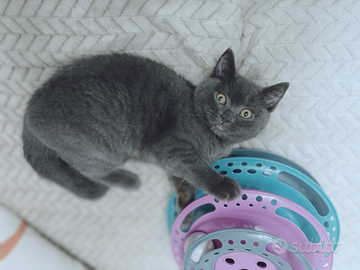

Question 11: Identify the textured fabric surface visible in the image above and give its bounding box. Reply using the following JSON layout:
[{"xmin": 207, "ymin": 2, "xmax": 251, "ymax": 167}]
[
  {"xmin": 0, "ymin": 0, "xmax": 358, "ymax": 269},
  {"xmin": 0, "ymin": 206, "xmax": 87, "ymax": 270}
]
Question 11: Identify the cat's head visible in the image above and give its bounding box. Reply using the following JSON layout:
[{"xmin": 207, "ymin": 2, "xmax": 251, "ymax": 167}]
[{"xmin": 194, "ymin": 49, "xmax": 289, "ymax": 143}]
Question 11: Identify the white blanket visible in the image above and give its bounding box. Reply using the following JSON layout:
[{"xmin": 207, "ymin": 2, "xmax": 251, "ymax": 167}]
[
  {"xmin": 0, "ymin": 1, "xmax": 358, "ymax": 269},
  {"xmin": 0, "ymin": 206, "xmax": 87, "ymax": 270}
]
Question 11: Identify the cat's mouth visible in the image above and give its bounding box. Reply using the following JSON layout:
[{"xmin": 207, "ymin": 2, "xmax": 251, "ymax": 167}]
[
  {"xmin": 215, "ymin": 123, "xmax": 225, "ymax": 131},
  {"xmin": 214, "ymin": 120, "xmax": 230, "ymax": 134},
  {"xmin": 213, "ymin": 120, "xmax": 236, "ymax": 136}
]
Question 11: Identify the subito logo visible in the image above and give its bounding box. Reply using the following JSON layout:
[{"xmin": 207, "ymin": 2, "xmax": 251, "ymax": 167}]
[{"xmin": 272, "ymin": 238, "xmax": 288, "ymax": 255}]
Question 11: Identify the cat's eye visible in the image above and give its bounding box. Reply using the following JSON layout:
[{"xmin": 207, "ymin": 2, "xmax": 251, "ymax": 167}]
[
  {"xmin": 239, "ymin": 109, "xmax": 252, "ymax": 119},
  {"xmin": 216, "ymin": 93, "xmax": 226, "ymax": 105}
]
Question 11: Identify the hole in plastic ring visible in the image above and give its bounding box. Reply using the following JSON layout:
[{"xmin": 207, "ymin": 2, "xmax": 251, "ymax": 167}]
[
  {"xmin": 257, "ymin": 261, "xmax": 267, "ymax": 268},
  {"xmin": 225, "ymin": 258, "xmax": 235, "ymax": 265}
]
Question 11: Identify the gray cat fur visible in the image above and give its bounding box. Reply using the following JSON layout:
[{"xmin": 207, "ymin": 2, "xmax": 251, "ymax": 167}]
[{"xmin": 22, "ymin": 49, "xmax": 289, "ymax": 211}]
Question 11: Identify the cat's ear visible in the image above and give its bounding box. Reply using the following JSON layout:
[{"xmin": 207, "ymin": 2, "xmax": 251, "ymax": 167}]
[
  {"xmin": 211, "ymin": 48, "xmax": 235, "ymax": 82},
  {"xmin": 261, "ymin": 82, "xmax": 289, "ymax": 112}
]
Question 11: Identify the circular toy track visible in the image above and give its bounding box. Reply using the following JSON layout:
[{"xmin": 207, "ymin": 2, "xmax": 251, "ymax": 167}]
[
  {"xmin": 167, "ymin": 149, "xmax": 340, "ymax": 250},
  {"xmin": 171, "ymin": 190, "xmax": 334, "ymax": 270},
  {"xmin": 183, "ymin": 229, "xmax": 313, "ymax": 270}
]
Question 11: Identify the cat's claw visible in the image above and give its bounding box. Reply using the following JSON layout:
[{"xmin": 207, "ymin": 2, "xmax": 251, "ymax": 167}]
[{"xmin": 212, "ymin": 176, "xmax": 241, "ymax": 201}]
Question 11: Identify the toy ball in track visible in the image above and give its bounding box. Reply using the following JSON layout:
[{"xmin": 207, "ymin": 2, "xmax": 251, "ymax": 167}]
[{"xmin": 167, "ymin": 150, "xmax": 339, "ymax": 270}]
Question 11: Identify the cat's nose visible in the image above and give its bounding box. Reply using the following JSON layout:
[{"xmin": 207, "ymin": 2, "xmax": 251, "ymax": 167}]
[{"xmin": 221, "ymin": 109, "xmax": 234, "ymax": 123}]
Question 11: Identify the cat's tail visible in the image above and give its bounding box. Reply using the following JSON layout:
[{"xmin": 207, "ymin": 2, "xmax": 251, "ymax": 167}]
[{"xmin": 22, "ymin": 120, "xmax": 109, "ymax": 199}]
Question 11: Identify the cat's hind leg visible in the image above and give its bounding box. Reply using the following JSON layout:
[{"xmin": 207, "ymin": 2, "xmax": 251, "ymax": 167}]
[
  {"xmin": 24, "ymin": 120, "xmax": 140, "ymax": 194},
  {"xmin": 170, "ymin": 176, "xmax": 196, "ymax": 230},
  {"xmin": 170, "ymin": 176, "xmax": 196, "ymax": 213},
  {"xmin": 99, "ymin": 169, "xmax": 140, "ymax": 190},
  {"xmin": 22, "ymin": 124, "xmax": 109, "ymax": 199},
  {"xmin": 59, "ymin": 156, "xmax": 141, "ymax": 191}
]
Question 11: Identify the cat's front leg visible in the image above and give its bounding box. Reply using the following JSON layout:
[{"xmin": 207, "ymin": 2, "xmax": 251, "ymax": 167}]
[
  {"xmin": 187, "ymin": 163, "xmax": 241, "ymax": 202},
  {"xmin": 176, "ymin": 162, "xmax": 241, "ymax": 203},
  {"xmin": 152, "ymin": 142, "xmax": 241, "ymax": 206},
  {"xmin": 170, "ymin": 173, "xmax": 240, "ymax": 214}
]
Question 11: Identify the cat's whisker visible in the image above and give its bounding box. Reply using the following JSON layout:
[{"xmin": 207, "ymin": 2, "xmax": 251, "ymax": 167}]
[{"xmin": 177, "ymin": 179, "xmax": 186, "ymax": 189}]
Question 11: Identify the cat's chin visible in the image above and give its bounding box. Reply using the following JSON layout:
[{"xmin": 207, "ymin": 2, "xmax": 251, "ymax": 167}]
[
  {"xmin": 212, "ymin": 123, "xmax": 228, "ymax": 137},
  {"xmin": 212, "ymin": 123, "xmax": 241, "ymax": 142}
]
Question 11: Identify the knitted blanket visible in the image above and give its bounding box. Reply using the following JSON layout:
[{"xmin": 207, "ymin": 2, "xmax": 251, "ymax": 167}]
[{"xmin": 1, "ymin": 1, "xmax": 358, "ymax": 269}]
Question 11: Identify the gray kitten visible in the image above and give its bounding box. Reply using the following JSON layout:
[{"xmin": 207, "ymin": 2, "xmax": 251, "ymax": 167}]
[{"xmin": 22, "ymin": 49, "xmax": 288, "ymax": 212}]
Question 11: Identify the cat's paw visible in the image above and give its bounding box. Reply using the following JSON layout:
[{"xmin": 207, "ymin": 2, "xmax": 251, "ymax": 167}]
[
  {"xmin": 211, "ymin": 176, "xmax": 241, "ymax": 201},
  {"xmin": 101, "ymin": 169, "xmax": 140, "ymax": 190}
]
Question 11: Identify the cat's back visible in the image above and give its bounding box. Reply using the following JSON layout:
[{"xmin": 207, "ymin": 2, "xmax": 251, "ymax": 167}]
[
  {"xmin": 28, "ymin": 53, "xmax": 175, "ymax": 118},
  {"xmin": 25, "ymin": 53, "xmax": 193, "ymax": 149},
  {"xmin": 57, "ymin": 53, "xmax": 177, "ymax": 87}
]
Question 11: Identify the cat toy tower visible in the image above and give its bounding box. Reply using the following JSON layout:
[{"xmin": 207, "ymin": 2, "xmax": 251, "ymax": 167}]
[{"xmin": 166, "ymin": 150, "xmax": 339, "ymax": 270}]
